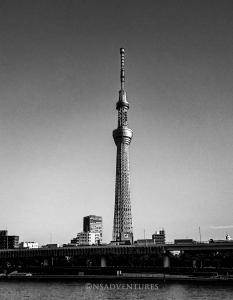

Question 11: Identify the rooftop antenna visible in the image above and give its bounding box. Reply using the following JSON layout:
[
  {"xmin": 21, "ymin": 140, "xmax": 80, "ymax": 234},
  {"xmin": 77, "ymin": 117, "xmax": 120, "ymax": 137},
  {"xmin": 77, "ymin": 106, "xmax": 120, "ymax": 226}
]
[
  {"xmin": 120, "ymin": 48, "xmax": 125, "ymax": 90},
  {"xmin": 199, "ymin": 226, "xmax": 202, "ymax": 243}
]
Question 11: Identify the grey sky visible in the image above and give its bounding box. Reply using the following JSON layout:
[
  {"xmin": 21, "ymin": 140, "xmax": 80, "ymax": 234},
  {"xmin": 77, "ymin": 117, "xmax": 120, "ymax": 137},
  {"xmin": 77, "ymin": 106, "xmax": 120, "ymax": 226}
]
[{"xmin": 0, "ymin": 0, "xmax": 233, "ymax": 244}]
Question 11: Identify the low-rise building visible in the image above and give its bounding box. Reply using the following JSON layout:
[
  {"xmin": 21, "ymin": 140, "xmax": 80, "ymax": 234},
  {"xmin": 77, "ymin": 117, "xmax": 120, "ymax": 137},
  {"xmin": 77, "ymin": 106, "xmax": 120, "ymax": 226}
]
[
  {"xmin": 174, "ymin": 239, "xmax": 195, "ymax": 244},
  {"xmin": 135, "ymin": 239, "xmax": 155, "ymax": 245},
  {"xmin": 42, "ymin": 244, "xmax": 59, "ymax": 248},
  {"xmin": 152, "ymin": 230, "xmax": 166, "ymax": 245}
]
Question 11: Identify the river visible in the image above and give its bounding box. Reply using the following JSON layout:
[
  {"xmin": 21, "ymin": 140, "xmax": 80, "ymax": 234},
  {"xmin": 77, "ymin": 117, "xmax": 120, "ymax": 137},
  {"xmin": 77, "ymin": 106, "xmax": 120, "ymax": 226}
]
[{"xmin": 0, "ymin": 281, "xmax": 233, "ymax": 299}]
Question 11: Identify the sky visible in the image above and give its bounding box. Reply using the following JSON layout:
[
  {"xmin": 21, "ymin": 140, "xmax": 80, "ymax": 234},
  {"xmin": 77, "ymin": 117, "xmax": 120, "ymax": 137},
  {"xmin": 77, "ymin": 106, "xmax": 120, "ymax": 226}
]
[{"xmin": 0, "ymin": 0, "xmax": 233, "ymax": 245}]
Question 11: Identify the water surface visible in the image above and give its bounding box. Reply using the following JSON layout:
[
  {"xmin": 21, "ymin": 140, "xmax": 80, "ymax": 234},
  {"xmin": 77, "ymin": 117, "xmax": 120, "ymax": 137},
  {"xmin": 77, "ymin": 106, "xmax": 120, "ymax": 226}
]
[{"xmin": 0, "ymin": 281, "xmax": 233, "ymax": 300}]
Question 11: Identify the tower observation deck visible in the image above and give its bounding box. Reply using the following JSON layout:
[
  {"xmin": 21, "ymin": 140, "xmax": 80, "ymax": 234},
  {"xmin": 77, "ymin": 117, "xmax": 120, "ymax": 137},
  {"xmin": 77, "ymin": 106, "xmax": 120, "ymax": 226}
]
[{"xmin": 112, "ymin": 48, "xmax": 133, "ymax": 244}]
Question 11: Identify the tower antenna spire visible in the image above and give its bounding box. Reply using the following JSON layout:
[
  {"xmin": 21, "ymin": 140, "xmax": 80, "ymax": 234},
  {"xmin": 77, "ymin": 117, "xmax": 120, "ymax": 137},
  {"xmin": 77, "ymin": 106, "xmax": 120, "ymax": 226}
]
[{"xmin": 120, "ymin": 48, "xmax": 125, "ymax": 90}]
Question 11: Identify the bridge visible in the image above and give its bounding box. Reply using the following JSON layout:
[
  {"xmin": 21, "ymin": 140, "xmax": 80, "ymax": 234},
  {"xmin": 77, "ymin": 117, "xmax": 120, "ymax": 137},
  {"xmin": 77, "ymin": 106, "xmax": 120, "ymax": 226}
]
[
  {"xmin": 0, "ymin": 242, "xmax": 233, "ymax": 270},
  {"xmin": 165, "ymin": 242, "xmax": 233, "ymax": 251},
  {"xmin": 0, "ymin": 244, "xmax": 160, "ymax": 259},
  {"xmin": 0, "ymin": 242, "xmax": 233, "ymax": 259}
]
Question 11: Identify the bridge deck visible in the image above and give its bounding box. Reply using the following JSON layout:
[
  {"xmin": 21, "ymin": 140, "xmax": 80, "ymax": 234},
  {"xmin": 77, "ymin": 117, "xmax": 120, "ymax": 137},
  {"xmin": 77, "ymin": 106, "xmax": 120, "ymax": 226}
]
[{"xmin": 0, "ymin": 242, "xmax": 233, "ymax": 259}]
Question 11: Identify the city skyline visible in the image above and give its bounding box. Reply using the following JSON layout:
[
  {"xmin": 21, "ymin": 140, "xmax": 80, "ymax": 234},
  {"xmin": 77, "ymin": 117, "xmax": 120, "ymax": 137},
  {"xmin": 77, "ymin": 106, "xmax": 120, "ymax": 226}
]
[{"xmin": 0, "ymin": 0, "xmax": 233, "ymax": 245}]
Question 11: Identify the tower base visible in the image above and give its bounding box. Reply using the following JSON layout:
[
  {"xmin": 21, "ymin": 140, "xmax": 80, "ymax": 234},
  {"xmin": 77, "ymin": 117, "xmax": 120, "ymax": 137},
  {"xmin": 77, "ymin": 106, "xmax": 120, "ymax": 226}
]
[{"xmin": 111, "ymin": 232, "xmax": 133, "ymax": 245}]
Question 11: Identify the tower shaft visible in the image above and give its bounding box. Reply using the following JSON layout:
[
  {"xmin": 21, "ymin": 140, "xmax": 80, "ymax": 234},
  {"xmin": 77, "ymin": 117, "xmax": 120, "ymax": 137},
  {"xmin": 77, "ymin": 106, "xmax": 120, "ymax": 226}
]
[{"xmin": 112, "ymin": 48, "xmax": 133, "ymax": 244}]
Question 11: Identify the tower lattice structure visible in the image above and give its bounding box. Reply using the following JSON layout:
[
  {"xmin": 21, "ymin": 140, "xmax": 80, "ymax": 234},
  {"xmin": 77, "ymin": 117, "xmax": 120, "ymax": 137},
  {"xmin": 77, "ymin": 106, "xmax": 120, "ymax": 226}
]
[{"xmin": 112, "ymin": 48, "xmax": 133, "ymax": 244}]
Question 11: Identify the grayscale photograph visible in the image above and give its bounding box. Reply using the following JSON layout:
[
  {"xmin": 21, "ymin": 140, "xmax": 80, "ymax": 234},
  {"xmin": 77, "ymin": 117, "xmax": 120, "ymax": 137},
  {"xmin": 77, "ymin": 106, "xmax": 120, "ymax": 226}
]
[{"xmin": 0, "ymin": 0, "xmax": 233, "ymax": 299}]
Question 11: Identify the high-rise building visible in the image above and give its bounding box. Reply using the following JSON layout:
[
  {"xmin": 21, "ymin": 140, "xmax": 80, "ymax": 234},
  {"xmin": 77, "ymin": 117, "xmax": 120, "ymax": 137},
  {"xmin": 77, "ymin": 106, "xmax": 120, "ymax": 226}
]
[
  {"xmin": 0, "ymin": 230, "xmax": 8, "ymax": 236},
  {"xmin": 83, "ymin": 215, "xmax": 102, "ymax": 244},
  {"xmin": 112, "ymin": 48, "xmax": 133, "ymax": 244},
  {"xmin": 0, "ymin": 230, "xmax": 19, "ymax": 249}
]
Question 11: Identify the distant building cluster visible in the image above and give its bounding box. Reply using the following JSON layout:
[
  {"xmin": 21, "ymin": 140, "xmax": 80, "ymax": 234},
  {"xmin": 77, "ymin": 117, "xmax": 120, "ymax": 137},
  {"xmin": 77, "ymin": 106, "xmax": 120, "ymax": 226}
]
[
  {"xmin": 70, "ymin": 215, "xmax": 103, "ymax": 246},
  {"xmin": 19, "ymin": 241, "xmax": 39, "ymax": 249},
  {"xmin": 136, "ymin": 230, "xmax": 166, "ymax": 245},
  {"xmin": 0, "ymin": 230, "xmax": 19, "ymax": 249},
  {"xmin": 0, "ymin": 230, "xmax": 40, "ymax": 250}
]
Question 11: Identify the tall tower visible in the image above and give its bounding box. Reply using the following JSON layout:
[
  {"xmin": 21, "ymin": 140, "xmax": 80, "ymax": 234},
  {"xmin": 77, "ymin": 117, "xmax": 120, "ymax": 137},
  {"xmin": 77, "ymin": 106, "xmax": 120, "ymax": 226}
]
[{"xmin": 112, "ymin": 48, "xmax": 133, "ymax": 244}]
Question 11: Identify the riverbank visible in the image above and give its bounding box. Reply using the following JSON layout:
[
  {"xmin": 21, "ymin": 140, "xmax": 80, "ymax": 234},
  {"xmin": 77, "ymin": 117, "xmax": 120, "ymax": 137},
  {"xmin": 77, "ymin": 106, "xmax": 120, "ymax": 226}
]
[{"xmin": 1, "ymin": 273, "xmax": 233, "ymax": 283}]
